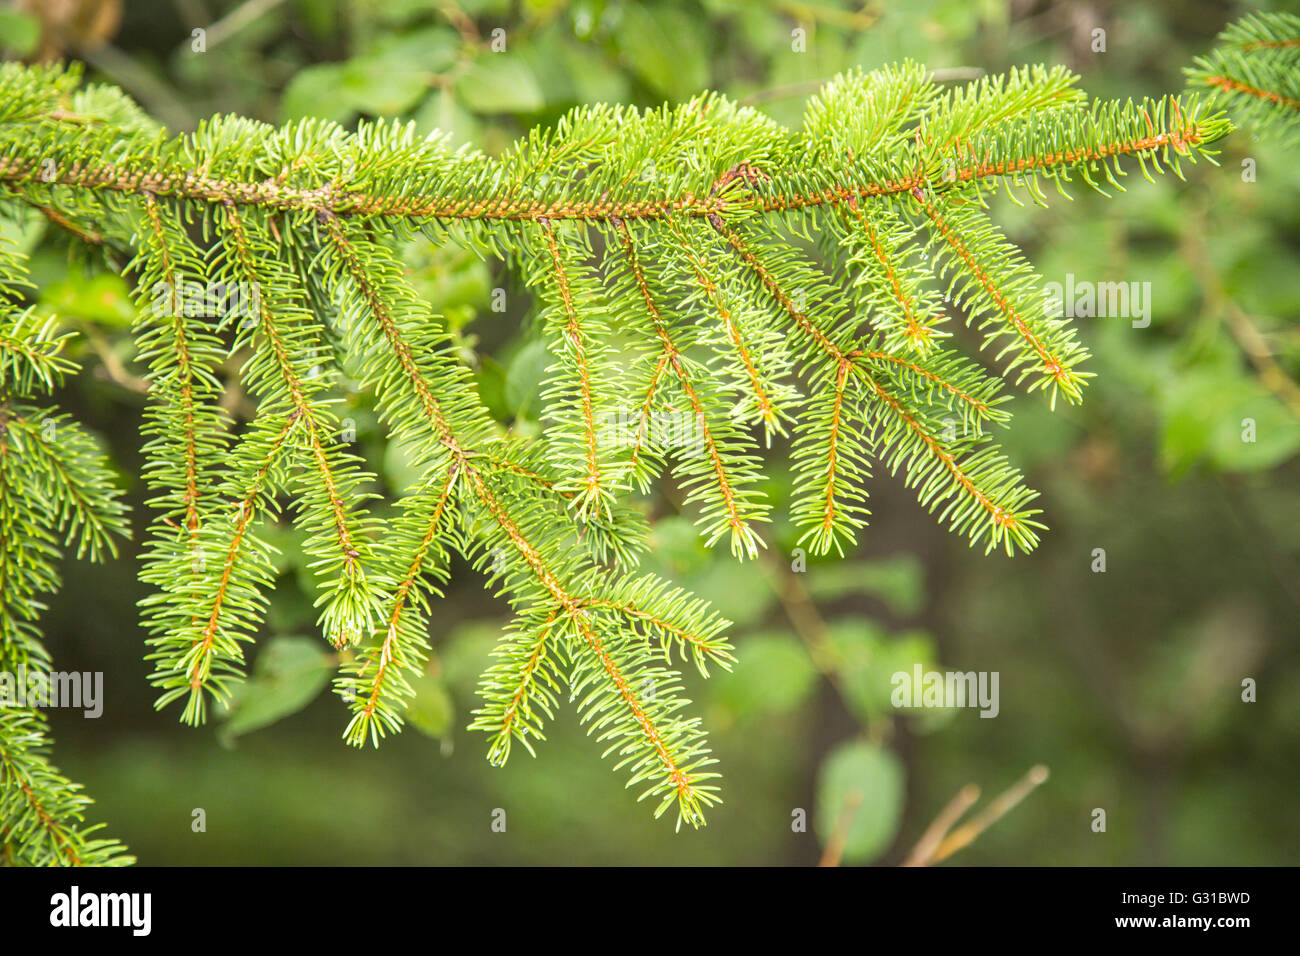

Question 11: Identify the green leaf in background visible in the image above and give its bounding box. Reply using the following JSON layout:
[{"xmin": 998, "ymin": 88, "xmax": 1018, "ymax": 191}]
[
  {"xmin": 824, "ymin": 619, "xmax": 942, "ymax": 724},
  {"xmin": 412, "ymin": 89, "xmax": 483, "ymax": 149},
  {"xmin": 991, "ymin": 393, "xmax": 1084, "ymax": 471},
  {"xmin": 803, "ymin": 555, "xmax": 926, "ymax": 616},
  {"xmin": 849, "ymin": 0, "xmax": 972, "ymax": 69},
  {"xmin": 505, "ymin": 339, "xmax": 551, "ymax": 420},
  {"xmin": 460, "ymin": 0, "xmax": 513, "ymax": 14},
  {"xmin": 438, "ymin": 621, "xmax": 502, "ymax": 696},
  {"xmin": 456, "ymin": 55, "xmax": 545, "ymax": 114},
  {"xmin": 475, "ymin": 355, "xmax": 510, "ymax": 421},
  {"xmin": 358, "ymin": 28, "xmax": 461, "ymax": 77},
  {"xmin": 614, "ymin": 5, "xmax": 708, "ymax": 102},
  {"xmin": 815, "ymin": 740, "xmax": 906, "ymax": 864},
  {"xmin": 38, "ymin": 272, "xmax": 137, "ymax": 327},
  {"xmin": 294, "ymin": 0, "xmax": 339, "ymax": 39},
  {"xmin": 404, "ymin": 671, "xmax": 455, "ymax": 739},
  {"xmin": 0, "ymin": 10, "xmax": 39, "ymax": 57},
  {"xmin": 403, "ymin": 243, "xmax": 492, "ymax": 332},
  {"xmin": 382, "ymin": 435, "xmax": 427, "ymax": 495},
  {"xmin": 281, "ymin": 64, "xmax": 359, "ymax": 124},
  {"xmin": 646, "ymin": 515, "xmax": 711, "ymax": 577},
  {"xmin": 218, "ymin": 637, "xmax": 334, "ymax": 743},
  {"xmin": 688, "ymin": 558, "xmax": 776, "ymax": 628},
  {"xmin": 1206, "ymin": 390, "xmax": 1300, "ymax": 474},
  {"xmin": 335, "ymin": 59, "xmax": 432, "ymax": 116},
  {"xmin": 557, "ymin": 42, "xmax": 631, "ymax": 105},
  {"xmin": 282, "ymin": 29, "xmax": 458, "ymax": 124},
  {"xmin": 714, "ymin": 634, "xmax": 817, "ymax": 720},
  {"xmin": 258, "ymin": 521, "xmax": 309, "ymax": 578},
  {"xmin": 1159, "ymin": 365, "xmax": 1300, "ymax": 475}
]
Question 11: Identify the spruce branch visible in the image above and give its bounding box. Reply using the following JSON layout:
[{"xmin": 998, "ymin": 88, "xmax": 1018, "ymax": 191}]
[
  {"xmin": 529, "ymin": 218, "xmax": 626, "ymax": 519},
  {"xmin": 0, "ymin": 44, "xmax": 1237, "ymax": 831},
  {"xmin": 0, "ymin": 240, "xmax": 131, "ymax": 865},
  {"xmin": 610, "ymin": 217, "xmax": 772, "ymax": 558},
  {"xmin": 308, "ymin": 205, "xmax": 728, "ymax": 821},
  {"xmin": 0, "ymin": 709, "xmax": 134, "ymax": 866},
  {"xmin": 1188, "ymin": 12, "xmax": 1300, "ymax": 143}
]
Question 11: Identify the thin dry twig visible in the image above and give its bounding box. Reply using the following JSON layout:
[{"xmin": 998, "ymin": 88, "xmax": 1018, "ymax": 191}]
[
  {"xmin": 902, "ymin": 782, "xmax": 981, "ymax": 866},
  {"xmin": 912, "ymin": 764, "xmax": 1050, "ymax": 866},
  {"xmin": 818, "ymin": 787, "xmax": 864, "ymax": 867}
]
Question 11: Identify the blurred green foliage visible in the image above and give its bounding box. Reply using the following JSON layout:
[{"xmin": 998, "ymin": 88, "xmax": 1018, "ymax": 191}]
[{"xmin": 10, "ymin": 0, "xmax": 1298, "ymax": 864}]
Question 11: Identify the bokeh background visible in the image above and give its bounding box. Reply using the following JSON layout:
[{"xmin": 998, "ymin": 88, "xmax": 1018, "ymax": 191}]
[{"xmin": 2, "ymin": 0, "xmax": 1298, "ymax": 865}]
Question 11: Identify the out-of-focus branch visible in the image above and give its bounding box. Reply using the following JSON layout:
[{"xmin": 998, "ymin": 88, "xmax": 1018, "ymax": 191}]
[
  {"xmin": 817, "ymin": 787, "xmax": 864, "ymax": 867},
  {"xmin": 1182, "ymin": 206, "xmax": 1300, "ymax": 419},
  {"xmin": 759, "ymin": 550, "xmax": 874, "ymax": 735},
  {"xmin": 902, "ymin": 783, "xmax": 981, "ymax": 866},
  {"xmin": 904, "ymin": 765, "xmax": 1049, "ymax": 866}
]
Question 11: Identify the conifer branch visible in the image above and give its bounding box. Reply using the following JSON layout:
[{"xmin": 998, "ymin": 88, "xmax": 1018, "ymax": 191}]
[
  {"xmin": 0, "ymin": 44, "xmax": 1238, "ymax": 834},
  {"xmin": 0, "ymin": 709, "xmax": 134, "ymax": 866},
  {"xmin": 0, "ymin": 240, "xmax": 131, "ymax": 864},
  {"xmin": 533, "ymin": 219, "xmax": 618, "ymax": 518},
  {"xmin": 612, "ymin": 218, "xmax": 770, "ymax": 558},
  {"xmin": 1188, "ymin": 12, "xmax": 1300, "ymax": 142},
  {"xmin": 910, "ymin": 192, "xmax": 1087, "ymax": 405},
  {"xmin": 665, "ymin": 217, "xmax": 790, "ymax": 438},
  {"xmin": 311, "ymin": 207, "xmax": 725, "ymax": 820}
]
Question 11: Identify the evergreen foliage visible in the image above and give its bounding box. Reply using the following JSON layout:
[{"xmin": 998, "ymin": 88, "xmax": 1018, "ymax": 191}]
[
  {"xmin": 0, "ymin": 42, "xmax": 1234, "ymax": 850},
  {"xmin": 1188, "ymin": 12, "xmax": 1300, "ymax": 143},
  {"xmin": 0, "ymin": 241, "xmax": 131, "ymax": 865}
]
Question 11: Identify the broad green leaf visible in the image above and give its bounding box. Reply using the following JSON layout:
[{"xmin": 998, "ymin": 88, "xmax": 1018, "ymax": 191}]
[
  {"xmin": 1160, "ymin": 366, "xmax": 1300, "ymax": 475},
  {"xmin": 505, "ymin": 339, "xmax": 551, "ymax": 419},
  {"xmin": 456, "ymin": 56, "xmax": 545, "ymax": 114},
  {"xmin": 558, "ymin": 42, "xmax": 630, "ymax": 105},
  {"xmin": 1207, "ymin": 391, "xmax": 1300, "ymax": 472},
  {"xmin": 281, "ymin": 64, "xmax": 355, "ymax": 124},
  {"xmin": 714, "ymin": 634, "xmax": 817, "ymax": 719},
  {"xmin": 358, "ymin": 28, "xmax": 460, "ymax": 76},
  {"xmin": 614, "ymin": 5, "xmax": 708, "ymax": 102},
  {"xmin": 39, "ymin": 272, "xmax": 136, "ymax": 327},
  {"xmin": 815, "ymin": 740, "xmax": 906, "ymax": 864},
  {"xmin": 648, "ymin": 515, "xmax": 712, "ymax": 577},
  {"xmin": 336, "ymin": 58, "xmax": 431, "ymax": 116},
  {"xmin": 803, "ymin": 555, "xmax": 926, "ymax": 615},
  {"xmin": 219, "ymin": 637, "xmax": 334, "ymax": 741},
  {"xmin": 689, "ymin": 557, "xmax": 776, "ymax": 627},
  {"xmin": 0, "ymin": 10, "xmax": 39, "ymax": 57},
  {"xmin": 411, "ymin": 89, "xmax": 483, "ymax": 149},
  {"xmin": 382, "ymin": 436, "xmax": 427, "ymax": 495},
  {"xmin": 823, "ymin": 619, "xmax": 943, "ymax": 724},
  {"xmin": 475, "ymin": 355, "xmax": 510, "ymax": 421},
  {"xmin": 282, "ymin": 46, "xmax": 438, "ymax": 124},
  {"xmin": 439, "ymin": 621, "xmax": 503, "ymax": 694},
  {"xmin": 404, "ymin": 671, "xmax": 455, "ymax": 739}
]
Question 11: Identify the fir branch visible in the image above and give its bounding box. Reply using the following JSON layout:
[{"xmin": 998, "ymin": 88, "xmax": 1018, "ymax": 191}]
[
  {"xmin": 610, "ymin": 218, "xmax": 771, "ymax": 558},
  {"xmin": 532, "ymin": 218, "xmax": 621, "ymax": 518},
  {"xmin": 840, "ymin": 199, "xmax": 947, "ymax": 353},
  {"xmin": 910, "ymin": 191, "xmax": 1088, "ymax": 405},
  {"xmin": 0, "ymin": 709, "xmax": 134, "ymax": 867},
  {"xmin": 473, "ymin": 609, "xmax": 565, "ymax": 762},
  {"xmin": 0, "ymin": 241, "xmax": 131, "ymax": 863},
  {"xmin": 218, "ymin": 205, "xmax": 386, "ymax": 650},
  {"xmin": 663, "ymin": 217, "xmax": 791, "ymax": 437},
  {"xmin": 712, "ymin": 220, "xmax": 1039, "ymax": 554},
  {"xmin": 1188, "ymin": 12, "xmax": 1300, "ymax": 142},
  {"xmin": 312, "ymin": 207, "xmax": 724, "ymax": 822},
  {"xmin": 0, "ymin": 45, "xmax": 1241, "ymax": 832},
  {"xmin": 145, "ymin": 412, "xmax": 296, "ymax": 723}
]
